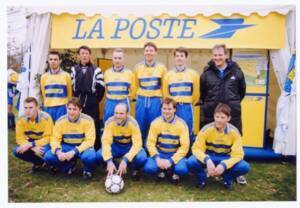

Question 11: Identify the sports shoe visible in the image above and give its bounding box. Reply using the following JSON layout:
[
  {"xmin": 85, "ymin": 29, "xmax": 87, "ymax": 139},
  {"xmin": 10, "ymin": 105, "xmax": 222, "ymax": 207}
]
[
  {"xmin": 224, "ymin": 181, "xmax": 233, "ymax": 190},
  {"xmin": 30, "ymin": 162, "xmax": 46, "ymax": 173},
  {"xmin": 236, "ymin": 175, "xmax": 247, "ymax": 185},
  {"xmin": 131, "ymin": 170, "xmax": 141, "ymax": 181},
  {"xmin": 197, "ymin": 182, "xmax": 206, "ymax": 190},
  {"xmin": 171, "ymin": 174, "xmax": 180, "ymax": 185},
  {"xmin": 66, "ymin": 160, "xmax": 77, "ymax": 175},
  {"xmin": 157, "ymin": 171, "xmax": 166, "ymax": 181},
  {"xmin": 83, "ymin": 171, "xmax": 92, "ymax": 179}
]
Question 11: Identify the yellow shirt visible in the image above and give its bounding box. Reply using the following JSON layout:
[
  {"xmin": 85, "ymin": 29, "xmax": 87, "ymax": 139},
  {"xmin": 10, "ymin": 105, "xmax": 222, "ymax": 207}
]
[
  {"xmin": 102, "ymin": 116, "xmax": 142, "ymax": 162},
  {"xmin": 50, "ymin": 113, "xmax": 95, "ymax": 154},
  {"xmin": 40, "ymin": 69, "xmax": 72, "ymax": 107},
  {"xmin": 134, "ymin": 61, "xmax": 167, "ymax": 97},
  {"xmin": 104, "ymin": 67, "xmax": 135, "ymax": 100},
  {"xmin": 163, "ymin": 68, "xmax": 199, "ymax": 104},
  {"xmin": 147, "ymin": 116, "xmax": 190, "ymax": 164},
  {"xmin": 192, "ymin": 122, "xmax": 244, "ymax": 169},
  {"xmin": 16, "ymin": 111, "xmax": 53, "ymax": 147}
]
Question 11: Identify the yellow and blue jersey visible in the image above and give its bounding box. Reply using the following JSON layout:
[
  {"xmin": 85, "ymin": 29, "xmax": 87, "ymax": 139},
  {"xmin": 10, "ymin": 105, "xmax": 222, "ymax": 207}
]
[
  {"xmin": 134, "ymin": 61, "xmax": 167, "ymax": 97},
  {"xmin": 104, "ymin": 67, "xmax": 135, "ymax": 100},
  {"xmin": 163, "ymin": 68, "xmax": 199, "ymax": 104},
  {"xmin": 50, "ymin": 113, "xmax": 95, "ymax": 154},
  {"xmin": 40, "ymin": 69, "xmax": 72, "ymax": 107},
  {"xmin": 7, "ymin": 70, "xmax": 19, "ymax": 100},
  {"xmin": 16, "ymin": 111, "xmax": 53, "ymax": 147},
  {"xmin": 102, "ymin": 116, "xmax": 142, "ymax": 162},
  {"xmin": 147, "ymin": 116, "xmax": 190, "ymax": 164},
  {"xmin": 192, "ymin": 122, "xmax": 244, "ymax": 169}
]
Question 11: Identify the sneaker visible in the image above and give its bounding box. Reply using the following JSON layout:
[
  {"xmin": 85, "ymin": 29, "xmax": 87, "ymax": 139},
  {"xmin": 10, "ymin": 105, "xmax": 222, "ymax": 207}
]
[
  {"xmin": 197, "ymin": 182, "xmax": 206, "ymax": 190},
  {"xmin": 171, "ymin": 174, "xmax": 180, "ymax": 185},
  {"xmin": 131, "ymin": 170, "xmax": 141, "ymax": 181},
  {"xmin": 157, "ymin": 171, "xmax": 166, "ymax": 181},
  {"xmin": 224, "ymin": 181, "xmax": 233, "ymax": 190},
  {"xmin": 49, "ymin": 166, "xmax": 58, "ymax": 175},
  {"xmin": 236, "ymin": 175, "xmax": 247, "ymax": 185},
  {"xmin": 83, "ymin": 171, "xmax": 92, "ymax": 179},
  {"xmin": 30, "ymin": 164, "xmax": 43, "ymax": 173},
  {"xmin": 66, "ymin": 160, "xmax": 77, "ymax": 175}
]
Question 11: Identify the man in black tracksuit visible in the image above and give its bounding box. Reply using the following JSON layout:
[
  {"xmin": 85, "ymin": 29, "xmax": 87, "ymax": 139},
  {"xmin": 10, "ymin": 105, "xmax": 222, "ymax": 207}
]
[
  {"xmin": 71, "ymin": 46, "xmax": 105, "ymax": 150},
  {"xmin": 200, "ymin": 44, "xmax": 246, "ymax": 134}
]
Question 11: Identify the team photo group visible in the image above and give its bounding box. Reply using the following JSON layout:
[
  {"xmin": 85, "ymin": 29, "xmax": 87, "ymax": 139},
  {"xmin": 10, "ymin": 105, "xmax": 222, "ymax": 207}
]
[{"xmin": 12, "ymin": 42, "xmax": 250, "ymax": 192}]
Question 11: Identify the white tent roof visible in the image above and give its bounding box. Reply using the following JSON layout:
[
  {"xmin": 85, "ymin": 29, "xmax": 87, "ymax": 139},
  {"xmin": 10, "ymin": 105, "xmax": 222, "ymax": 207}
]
[{"xmin": 26, "ymin": 5, "xmax": 295, "ymax": 17}]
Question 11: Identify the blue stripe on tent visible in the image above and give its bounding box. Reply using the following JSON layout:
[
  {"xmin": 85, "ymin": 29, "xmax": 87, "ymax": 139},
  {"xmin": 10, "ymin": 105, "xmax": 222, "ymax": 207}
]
[
  {"xmin": 206, "ymin": 142, "xmax": 231, "ymax": 149},
  {"xmin": 62, "ymin": 133, "xmax": 85, "ymax": 139},
  {"xmin": 158, "ymin": 134, "xmax": 179, "ymax": 140},
  {"xmin": 24, "ymin": 131, "xmax": 43, "ymax": 136}
]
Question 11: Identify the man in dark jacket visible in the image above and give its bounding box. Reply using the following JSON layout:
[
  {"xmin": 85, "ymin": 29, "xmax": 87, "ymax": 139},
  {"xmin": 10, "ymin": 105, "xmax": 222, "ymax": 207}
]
[
  {"xmin": 71, "ymin": 45, "xmax": 105, "ymax": 150},
  {"xmin": 199, "ymin": 44, "xmax": 247, "ymax": 185},
  {"xmin": 200, "ymin": 44, "xmax": 246, "ymax": 133}
]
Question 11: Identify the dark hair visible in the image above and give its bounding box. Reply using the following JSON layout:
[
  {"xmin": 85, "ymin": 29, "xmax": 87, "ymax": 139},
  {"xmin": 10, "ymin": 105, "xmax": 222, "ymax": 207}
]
[
  {"xmin": 174, "ymin": 47, "xmax": 188, "ymax": 57},
  {"xmin": 24, "ymin": 97, "xmax": 38, "ymax": 106},
  {"xmin": 67, "ymin": 97, "xmax": 82, "ymax": 109},
  {"xmin": 144, "ymin": 42, "xmax": 158, "ymax": 51},
  {"xmin": 162, "ymin": 97, "xmax": 177, "ymax": 109},
  {"xmin": 77, "ymin": 45, "xmax": 91, "ymax": 54},
  {"xmin": 214, "ymin": 103, "xmax": 231, "ymax": 117},
  {"xmin": 212, "ymin": 44, "xmax": 228, "ymax": 54},
  {"xmin": 48, "ymin": 51, "xmax": 61, "ymax": 60}
]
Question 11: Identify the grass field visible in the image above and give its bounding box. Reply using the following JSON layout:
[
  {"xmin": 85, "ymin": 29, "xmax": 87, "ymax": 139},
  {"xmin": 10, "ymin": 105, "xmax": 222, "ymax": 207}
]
[{"xmin": 8, "ymin": 129, "xmax": 296, "ymax": 202}]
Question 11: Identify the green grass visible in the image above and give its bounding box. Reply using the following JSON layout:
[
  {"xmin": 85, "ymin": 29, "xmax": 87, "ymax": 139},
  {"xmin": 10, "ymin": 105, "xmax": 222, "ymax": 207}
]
[{"xmin": 8, "ymin": 130, "xmax": 296, "ymax": 202}]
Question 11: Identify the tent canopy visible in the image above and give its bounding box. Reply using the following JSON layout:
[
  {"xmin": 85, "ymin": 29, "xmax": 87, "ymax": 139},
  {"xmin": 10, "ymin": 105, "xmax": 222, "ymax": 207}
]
[{"xmin": 26, "ymin": 5, "xmax": 294, "ymax": 17}]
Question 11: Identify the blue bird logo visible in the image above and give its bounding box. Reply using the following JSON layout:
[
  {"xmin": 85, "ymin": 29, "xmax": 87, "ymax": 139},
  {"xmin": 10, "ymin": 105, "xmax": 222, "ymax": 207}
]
[{"xmin": 201, "ymin": 18, "xmax": 255, "ymax": 39}]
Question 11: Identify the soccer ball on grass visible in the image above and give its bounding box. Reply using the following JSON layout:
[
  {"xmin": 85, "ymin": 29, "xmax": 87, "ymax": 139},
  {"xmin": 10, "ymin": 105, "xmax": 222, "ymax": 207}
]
[{"xmin": 105, "ymin": 174, "xmax": 124, "ymax": 194}]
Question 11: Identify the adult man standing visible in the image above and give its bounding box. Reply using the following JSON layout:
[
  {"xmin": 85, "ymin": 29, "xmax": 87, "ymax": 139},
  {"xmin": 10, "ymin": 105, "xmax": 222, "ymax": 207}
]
[
  {"xmin": 199, "ymin": 44, "xmax": 246, "ymax": 184},
  {"xmin": 163, "ymin": 47, "xmax": 199, "ymax": 143},
  {"xmin": 71, "ymin": 46, "xmax": 105, "ymax": 150},
  {"xmin": 103, "ymin": 48, "xmax": 135, "ymax": 123},
  {"xmin": 13, "ymin": 97, "xmax": 53, "ymax": 172},
  {"xmin": 144, "ymin": 97, "xmax": 190, "ymax": 184},
  {"xmin": 96, "ymin": 103, "xmax": 147, "ymax": 179},
  {"xmin": 134, "ymin": 42, "xmax": 167, "ymax": 145},
  {"xmin": 40, "ymin": 51, "xmax": 72, "ymax": 122},
  {"xmin": 44, "ymin": 97, "xmax": 97, "ymax": 179}
]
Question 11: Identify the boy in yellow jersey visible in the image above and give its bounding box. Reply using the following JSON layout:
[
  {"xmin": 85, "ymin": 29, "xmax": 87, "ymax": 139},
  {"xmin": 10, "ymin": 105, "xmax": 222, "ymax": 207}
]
[
  {"xmin": 144, "ymin": 97, "xmax": 190, "ymax": 184},
  {"xmin": 187, "ymin": 103, "xmax": 250, "ymax": 190},
  {"xmin": 7, "ymin": 65, "xmax": 19, "ymax": 129},
  {"xmin": 134, "ymin": 42, "xmax": 167, "ymax": 145},
  {"xmin": 44, "ymin": 97, "xmax": 97, "ymax": 179},
  {"xmin": 96, "ymin": 103, "xmax": 147, "ymax": 180},
  {"xmin": 103, "ymin": 48, "xmax": 135, "ymax": 122},
  {"xmin": 163, "ymin": 47, "xmax": 199, "ymax": 143},
  {"xmin": 40, "ymin": 51, "xmax": 72, "ymax": 122},
  {"xmin": 13, "ymin": 97, "xmax": 53, "ymax": 172}
]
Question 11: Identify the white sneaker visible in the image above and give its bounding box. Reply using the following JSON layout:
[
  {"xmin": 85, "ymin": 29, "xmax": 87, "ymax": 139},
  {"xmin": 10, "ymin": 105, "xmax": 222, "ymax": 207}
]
[{"xmin": 236, "ymin": 175, "xmax": 247, "ymax": 185}]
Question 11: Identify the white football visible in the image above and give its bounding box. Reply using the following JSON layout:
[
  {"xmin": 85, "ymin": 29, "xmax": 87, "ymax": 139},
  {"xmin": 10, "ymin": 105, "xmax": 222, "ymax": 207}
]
[{"xmin": 105, "ymin": 174, "xmax": 124, "ymax": 194}]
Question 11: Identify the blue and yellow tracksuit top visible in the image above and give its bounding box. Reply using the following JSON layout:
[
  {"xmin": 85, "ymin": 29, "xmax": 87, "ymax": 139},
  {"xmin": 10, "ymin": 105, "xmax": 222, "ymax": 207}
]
[
  {"xmin": 16, "ymin": 111, "xmax": 53, "ymax": 147},
  {"xmin": 134, "ymin": 61, "xmax": 167, "ymax": 97},
  {"xmin": 163, "ymin": 68, "xmax": 199, "ymax": 104},
  {"xmin": 147, "ymin": 116, "xmax": 190, "ymax": 164},
  {"xmin": 40, "ymin": 69, "xmax": 72, "ymax": 107},
  {"xmin": 50, "ymin": 113, "xmax": 95, "ymax": 155},
  {"xmin": 104, "ymin": 67, "xmax": 135, "ymax": 100},
  {"xmin": 102, "ymin": 116, "xmax": 142, "ymax": 162},
  {"xmin": 192, "ymin": 122, "xmax": 244, "ymax": 169}
]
